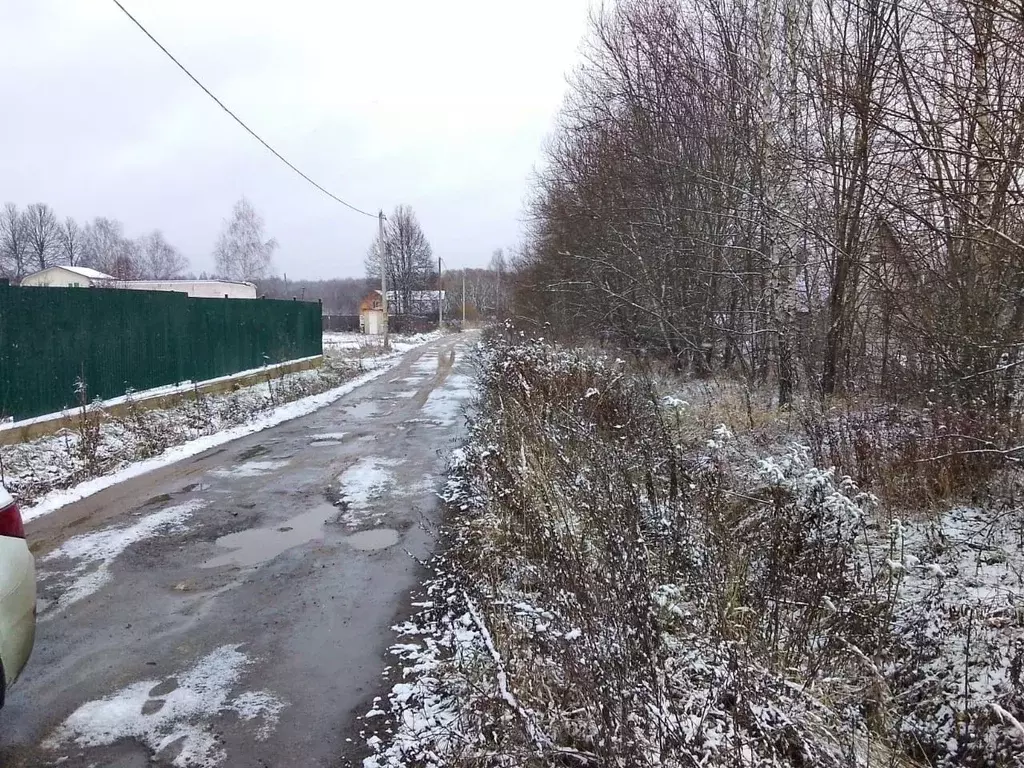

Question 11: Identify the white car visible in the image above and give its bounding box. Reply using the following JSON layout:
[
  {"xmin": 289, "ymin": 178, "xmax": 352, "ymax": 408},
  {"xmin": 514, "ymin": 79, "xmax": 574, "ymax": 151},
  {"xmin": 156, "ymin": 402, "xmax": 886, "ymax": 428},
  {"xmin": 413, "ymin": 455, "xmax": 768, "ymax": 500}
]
[{"xmin": 0, "ymin": 485, "xmax": 35, "ymax": 708}]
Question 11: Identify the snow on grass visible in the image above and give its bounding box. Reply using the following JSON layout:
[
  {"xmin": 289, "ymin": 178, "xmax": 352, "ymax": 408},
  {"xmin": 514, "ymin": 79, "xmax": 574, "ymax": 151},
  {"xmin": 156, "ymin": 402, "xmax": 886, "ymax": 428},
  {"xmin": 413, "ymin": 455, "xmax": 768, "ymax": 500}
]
[
  {"xmin": 323, "ymin": 332, "xmax": 443, "ymax": 357},
  {"xmin": 44, "ymin": 644, "xmax": 285, "ymax": 768},
  {"xmin": 16, "ymin": 339, "xmax": 435, "ymax": 522},
  {"xmin": 362, "ymin": 584, "xmax": 478, "ymax": 768},
  {"xmin": 885, "ymin": 506, "xmax": 1024, "ymax": 763},
  {"xmin": 323, "ymin": 332, "xmax": 368, "ymax": 351},
  {"xmin": 40, "ymin": 500, "xmax": 205, "ymax": 614},
  {"xmin": 366, "ymin": 336, "xmax": 1024, "ymax": 768}
]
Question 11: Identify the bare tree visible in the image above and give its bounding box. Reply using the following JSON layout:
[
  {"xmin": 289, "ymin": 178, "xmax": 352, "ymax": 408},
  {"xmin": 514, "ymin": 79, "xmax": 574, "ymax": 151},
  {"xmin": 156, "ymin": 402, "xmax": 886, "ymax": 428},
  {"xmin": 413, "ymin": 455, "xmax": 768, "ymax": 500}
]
[
  {"xmin": 213, "ymin": 197, "xmax": 277, "ymax": 282},
  {"xmin": 364, "ymin": 204, "xmax": 433, "ymax": 313},
  {"xmin": 107, "ymin": 238, "xmax": 143, "ymax": 280},
  {"xmin": 22, "ymin": 203, "xmax": 60, "ymax": 272},
  {"xmin": 138, "ymin": 230, "xmax": 188, "ymax": 279},
  {"xmin": 512, "ymin": 0, "xmax": 1024, "ymax": 409},
  {"xmin": 82, "ymin": 217, "xmax": 130, "ymax": 276},
  {"xmin": 58, "ymin": 217, "xmax": 85, "ymax": 266},
  {"xmin": 489, "ymin": 248, "xmax": 507, "ymax": 317},
  {"xmin": 0, "ymin": 203, "xmax": 28, "ymax": 280}
]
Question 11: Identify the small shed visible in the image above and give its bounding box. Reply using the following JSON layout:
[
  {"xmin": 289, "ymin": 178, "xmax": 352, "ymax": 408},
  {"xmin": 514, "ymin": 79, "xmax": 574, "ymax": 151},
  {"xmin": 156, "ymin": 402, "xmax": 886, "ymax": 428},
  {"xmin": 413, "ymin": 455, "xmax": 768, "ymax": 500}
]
[{"xmin": 359, "ymin": 290, "xmax": 386, "ymax": 335}]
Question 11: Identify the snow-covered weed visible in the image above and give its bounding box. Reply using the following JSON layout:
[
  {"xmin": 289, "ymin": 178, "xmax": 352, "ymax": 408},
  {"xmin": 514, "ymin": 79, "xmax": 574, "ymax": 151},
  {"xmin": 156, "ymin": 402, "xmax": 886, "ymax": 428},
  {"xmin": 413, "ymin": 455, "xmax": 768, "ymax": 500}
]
[
  {"xmin": 369, "ymin": 334, "xmax": 1024, "ymax": 768},
  {"xmin": 367, "ymin": 336, "xmax": 900, "ymax": 767}
]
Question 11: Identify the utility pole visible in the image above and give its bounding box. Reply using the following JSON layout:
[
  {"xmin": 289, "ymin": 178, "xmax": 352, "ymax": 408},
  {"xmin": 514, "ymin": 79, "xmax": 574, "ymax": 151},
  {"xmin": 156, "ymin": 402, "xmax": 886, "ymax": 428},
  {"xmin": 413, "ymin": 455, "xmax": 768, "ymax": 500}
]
[
  {"xmin": 438, "ymin": 256, "xmax": 443, "ymax": 330},
  {"xmin": 462, "ymin": 274, "xmax": 466, "ymax": 325},
  {"xmin": 378, "ymin": 210, "xmax": 389, "ymax": 350}
]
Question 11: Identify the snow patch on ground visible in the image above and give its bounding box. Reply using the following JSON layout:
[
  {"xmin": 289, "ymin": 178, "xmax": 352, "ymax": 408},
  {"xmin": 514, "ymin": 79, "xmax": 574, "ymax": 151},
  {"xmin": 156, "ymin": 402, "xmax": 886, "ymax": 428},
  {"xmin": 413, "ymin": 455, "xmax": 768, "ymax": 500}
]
[
  {"xmin": 312, "ymin": 432, "xmax": 348, "ymax": 441},
  {"xmin": 419, "ymin": 374, "xmax": 475, "ymax": 426},
  {"xmin": 40, "ymin": 500, "xmax": 205, "ymax": 614},
  {"xmin": 44, "ymin": 644, "xmax": 285, "ymax": 768},
  {"xmin": 336, "ymin": 457, "xmax": 400, "ymax": 527},
  {"xmin": 208, "ymin": 459, "xmax": 289, "ymax": 479}
]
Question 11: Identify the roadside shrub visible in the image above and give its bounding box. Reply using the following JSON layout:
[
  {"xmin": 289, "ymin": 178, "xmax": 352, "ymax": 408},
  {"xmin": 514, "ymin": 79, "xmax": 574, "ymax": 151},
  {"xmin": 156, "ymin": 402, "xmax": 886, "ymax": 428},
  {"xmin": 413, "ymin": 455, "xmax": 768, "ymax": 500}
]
[
  {"xmin": 392, "ymin": 336, "xmax": 901, "ymax": 768},
  {"xmin": 800, "ymin": 402, "xmax": 1019, "ymax": 508}
]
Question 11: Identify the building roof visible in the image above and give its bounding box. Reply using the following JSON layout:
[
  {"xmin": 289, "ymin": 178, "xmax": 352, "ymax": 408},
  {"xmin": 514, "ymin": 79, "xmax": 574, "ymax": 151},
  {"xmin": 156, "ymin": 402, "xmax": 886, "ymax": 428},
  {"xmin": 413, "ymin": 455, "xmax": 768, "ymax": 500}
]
[
  {"xmin": 56, "ymin": 265, "xmax": 115, "ymax": 280},
  {"xmin": 122, "ymin": 279, "xmax": 256, "ymax": 287}
]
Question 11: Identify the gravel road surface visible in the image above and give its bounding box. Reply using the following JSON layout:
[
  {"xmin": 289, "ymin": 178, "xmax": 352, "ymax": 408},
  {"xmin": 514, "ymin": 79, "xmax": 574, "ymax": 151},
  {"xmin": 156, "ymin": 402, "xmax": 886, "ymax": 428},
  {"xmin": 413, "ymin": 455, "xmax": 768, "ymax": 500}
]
[{"xmin": 0, "ymin": 332, "xmax": 475, "ymax": 768}]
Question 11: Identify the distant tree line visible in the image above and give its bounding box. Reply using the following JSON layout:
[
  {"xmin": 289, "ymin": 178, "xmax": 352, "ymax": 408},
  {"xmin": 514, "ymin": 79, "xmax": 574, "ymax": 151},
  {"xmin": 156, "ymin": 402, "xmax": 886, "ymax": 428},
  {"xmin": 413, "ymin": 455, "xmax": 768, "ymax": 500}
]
[
  {"xmin": 0, "ymin": 195, "xmax": 509, "ymax": 314},
  {"xmin": 0, "ymin": 195, "xmax": 278, "ymax": 285},
  {"xmin": 259, "ymin": 276, "xmax": 376, "ymax": 314},
  {"xmin": 0, "ymin": 202, "xmax": 189, "ymax": 281},
  {"xmin": 515, "ymin": 0, "xmax": 1024, "ymax": 409}
]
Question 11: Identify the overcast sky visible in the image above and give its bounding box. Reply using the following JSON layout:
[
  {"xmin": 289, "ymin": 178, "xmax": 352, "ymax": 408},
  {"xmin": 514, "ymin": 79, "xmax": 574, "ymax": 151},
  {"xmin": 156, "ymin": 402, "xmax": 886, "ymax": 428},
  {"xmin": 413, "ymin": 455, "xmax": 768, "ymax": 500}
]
[{"xmin": 0, "ymin": 1, "xmax": 592, "ymax": 279}]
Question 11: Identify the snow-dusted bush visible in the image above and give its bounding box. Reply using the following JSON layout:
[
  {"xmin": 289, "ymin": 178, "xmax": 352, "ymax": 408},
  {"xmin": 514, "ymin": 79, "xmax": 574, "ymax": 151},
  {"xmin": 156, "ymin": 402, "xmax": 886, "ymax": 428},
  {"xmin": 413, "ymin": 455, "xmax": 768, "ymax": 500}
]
[
  {"xmin": 369, "ymin": 336, "xmax": 917, "ymax": 767},
  {"xmin": 369, "ymin": 336, "xmax": 1024, "ymax": 767}
]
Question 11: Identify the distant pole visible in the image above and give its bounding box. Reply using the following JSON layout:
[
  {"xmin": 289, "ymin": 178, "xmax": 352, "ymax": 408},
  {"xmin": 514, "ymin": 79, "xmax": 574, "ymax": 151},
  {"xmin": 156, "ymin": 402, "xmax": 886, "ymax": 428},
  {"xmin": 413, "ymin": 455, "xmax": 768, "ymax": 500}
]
[
  {"xmin": 379, "ymin": 211, "xmax": 389, "ymax": 349},
  {"xmin": 462, "ymin": 274, "xmax": 466, "ymax": 325},
  {"xmin": 438, "ymin": 256, "xmax": 443, "ymax": 330}
]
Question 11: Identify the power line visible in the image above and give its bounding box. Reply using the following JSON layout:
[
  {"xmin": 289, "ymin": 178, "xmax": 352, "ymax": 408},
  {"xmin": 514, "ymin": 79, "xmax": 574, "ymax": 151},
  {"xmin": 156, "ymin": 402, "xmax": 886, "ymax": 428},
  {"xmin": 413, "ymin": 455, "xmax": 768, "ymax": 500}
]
[{"xmin": 110, "ymin": 0, "xmax": 377, "ymax": 218}]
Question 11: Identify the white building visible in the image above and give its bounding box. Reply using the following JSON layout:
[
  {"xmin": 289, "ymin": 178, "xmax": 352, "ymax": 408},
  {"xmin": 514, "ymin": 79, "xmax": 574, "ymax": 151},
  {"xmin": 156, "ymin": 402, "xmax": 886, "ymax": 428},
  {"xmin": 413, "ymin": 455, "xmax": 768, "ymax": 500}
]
[
  {"xmin": 385, "ymin": 290, "xmax": 446, "ymax": 314},
  {"xmin": 20, "ymin": 267, "xmax": 258, "ymax": 299},
  {"xmin": 116, "ymin": 280, "xmax": 258, "ymax": 299},
  {"xmin": 20, "ymin": 265, "xmax": 115, "ymax": 288}
]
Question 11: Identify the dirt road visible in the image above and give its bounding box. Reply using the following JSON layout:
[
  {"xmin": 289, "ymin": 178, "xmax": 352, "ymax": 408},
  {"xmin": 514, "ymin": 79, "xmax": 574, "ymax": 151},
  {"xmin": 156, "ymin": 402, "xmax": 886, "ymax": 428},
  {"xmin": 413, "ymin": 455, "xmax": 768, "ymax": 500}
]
[{"xmin": 0, "ymin": 333, "xmax": 475, "ymax": 767}]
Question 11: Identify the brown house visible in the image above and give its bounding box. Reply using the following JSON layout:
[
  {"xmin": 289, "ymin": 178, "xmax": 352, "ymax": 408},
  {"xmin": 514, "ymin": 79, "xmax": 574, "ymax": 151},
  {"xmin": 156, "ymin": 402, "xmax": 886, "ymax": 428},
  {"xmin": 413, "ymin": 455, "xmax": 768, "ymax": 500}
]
[{"xmin": 359, "ymin": 290, "xmax": 386, "ymax": 335}]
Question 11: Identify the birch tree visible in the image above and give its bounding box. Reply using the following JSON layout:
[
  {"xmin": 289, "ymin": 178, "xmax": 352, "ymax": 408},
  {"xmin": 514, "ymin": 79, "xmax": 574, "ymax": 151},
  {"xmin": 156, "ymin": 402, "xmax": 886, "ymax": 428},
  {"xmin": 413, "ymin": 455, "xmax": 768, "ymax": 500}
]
[{"xmin": 213, "ymin": 197, "xmax": 277, "ymax": 282}]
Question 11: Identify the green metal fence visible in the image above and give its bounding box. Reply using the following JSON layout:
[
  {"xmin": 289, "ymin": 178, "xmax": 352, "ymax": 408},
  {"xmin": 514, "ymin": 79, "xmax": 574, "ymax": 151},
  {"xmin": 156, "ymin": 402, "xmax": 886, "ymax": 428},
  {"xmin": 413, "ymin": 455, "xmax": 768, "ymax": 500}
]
[{"xmin": 0, "ymin": 284, "xmax": 322, "ymax": 422}]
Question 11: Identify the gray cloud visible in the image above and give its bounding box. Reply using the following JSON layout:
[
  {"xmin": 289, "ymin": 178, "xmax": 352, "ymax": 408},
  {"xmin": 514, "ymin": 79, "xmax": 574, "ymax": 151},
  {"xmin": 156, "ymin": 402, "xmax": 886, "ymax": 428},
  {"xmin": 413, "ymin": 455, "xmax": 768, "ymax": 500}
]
[{"xmin": 0, "ymin": 0, "xmax": 591, "ymax": 278}]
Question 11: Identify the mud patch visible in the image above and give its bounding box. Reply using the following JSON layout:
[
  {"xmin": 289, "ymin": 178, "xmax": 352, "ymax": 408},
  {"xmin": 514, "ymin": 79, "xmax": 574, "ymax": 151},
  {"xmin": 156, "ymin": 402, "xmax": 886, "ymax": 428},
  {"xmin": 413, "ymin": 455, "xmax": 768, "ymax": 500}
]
[
  {"xmin": 39, "ymin": 500, "xmax": 206, "ymax": 615},
  {"xmin": 236, "ymin": 444, "xmax": 270, "ymax": 462}
]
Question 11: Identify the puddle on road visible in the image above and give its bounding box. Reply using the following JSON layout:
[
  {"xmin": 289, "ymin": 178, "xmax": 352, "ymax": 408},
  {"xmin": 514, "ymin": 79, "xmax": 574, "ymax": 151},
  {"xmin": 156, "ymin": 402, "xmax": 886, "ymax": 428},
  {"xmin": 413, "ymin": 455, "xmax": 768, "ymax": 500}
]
[
  {"xmin": 201, "ymin": 503, "xmax": 337, "ymax": 569},
  {"xmin": 346, "ymin": 528, "xmax": 400, "ymax": 551},
  {"xmin": 345, "ymin": 400, "xmax": 381, "ymax": 419}
]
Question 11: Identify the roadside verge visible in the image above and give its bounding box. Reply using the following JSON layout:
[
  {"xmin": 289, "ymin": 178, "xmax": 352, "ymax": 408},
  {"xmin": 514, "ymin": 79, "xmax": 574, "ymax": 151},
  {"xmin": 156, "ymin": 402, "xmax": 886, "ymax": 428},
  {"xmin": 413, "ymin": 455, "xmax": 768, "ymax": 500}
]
[{"xmin": 2, "ymin": 336, "xmax": 438, "ymax": 522}]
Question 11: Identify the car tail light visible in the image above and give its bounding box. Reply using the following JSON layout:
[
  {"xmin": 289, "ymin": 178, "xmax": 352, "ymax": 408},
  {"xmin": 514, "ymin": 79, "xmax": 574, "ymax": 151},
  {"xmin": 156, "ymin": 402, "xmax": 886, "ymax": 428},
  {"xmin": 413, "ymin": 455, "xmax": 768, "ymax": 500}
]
[{"xmin": 0, "ymin": 501, "xmax": 25, "ymax": 538}]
